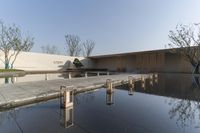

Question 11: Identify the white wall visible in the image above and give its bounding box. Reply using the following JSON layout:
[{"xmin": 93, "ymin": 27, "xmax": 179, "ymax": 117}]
[{"xmin": 0, "ymin": 51, "xmax": 93, "ymax": 71}]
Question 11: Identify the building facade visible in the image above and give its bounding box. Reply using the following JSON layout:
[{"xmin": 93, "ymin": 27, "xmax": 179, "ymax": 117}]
[
  {"xmin": 0, "ymin": 49, "xmax": 192, "ymax": 73},
  {"xmin": 90, "ymin": 49, "xmax": 192, "ymax": 73}
]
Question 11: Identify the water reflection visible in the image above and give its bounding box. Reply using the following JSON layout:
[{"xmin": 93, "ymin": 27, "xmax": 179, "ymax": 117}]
[
  {"xmin": 60, "ymin": 107, "xmax": 74, "ymax": 128},
  {"xmin": 168, "ymin": 97, "xmax": 200, "ymax": 128},
  {"xmin": 123, "ymin": 73, "xmax": 200, "ymax": 128},
  {"xmin": 1, "ymin": 74, "xmax": 200, "ymax": 133},
  {"xmin": 128, "ymin": 86, "xmax": 134, "ymax": 95},
  {"xmin": 106, "ymin": 92, "xmax": 114, "ymax": 105}
]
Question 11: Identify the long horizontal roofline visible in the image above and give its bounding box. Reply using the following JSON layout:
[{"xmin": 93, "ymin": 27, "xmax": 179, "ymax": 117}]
[{"xmin": 89, "ymin": 48, "xmax": 173, "ymax": 59}]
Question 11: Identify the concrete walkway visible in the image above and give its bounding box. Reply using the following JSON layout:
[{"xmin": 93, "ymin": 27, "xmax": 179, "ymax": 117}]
[{"xmin": 0, "ymin": 74, "xmax": 145, "ymax": 110}]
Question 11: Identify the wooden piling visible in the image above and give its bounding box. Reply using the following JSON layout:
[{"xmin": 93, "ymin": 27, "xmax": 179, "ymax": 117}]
[
  {"xmin": 106, "ymin": 79, "xmax": 113, "ymax": 94},
  {"xmin": 60, "ymin": 86, "xmax": 74, "ymax": 109}
]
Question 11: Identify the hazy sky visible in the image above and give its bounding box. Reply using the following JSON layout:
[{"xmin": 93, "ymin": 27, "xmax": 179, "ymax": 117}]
[{"xmin": 0, "ymin": 0, "xmax": 200, "ymax": 56}]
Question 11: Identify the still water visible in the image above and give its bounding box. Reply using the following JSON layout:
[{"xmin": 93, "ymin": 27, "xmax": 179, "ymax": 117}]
[{"xmin": 0, "ymin": 74, "xmax": 200, "ymax": 133}]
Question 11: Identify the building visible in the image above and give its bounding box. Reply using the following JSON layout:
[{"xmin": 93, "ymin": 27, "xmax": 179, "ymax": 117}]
[
  {"xmin": 89, "ymin": 48, "xmax": 191, "ymax": 73},
  {"xmin": 0, "ymin": 48, "xmax": 192, "ymax": 73}
]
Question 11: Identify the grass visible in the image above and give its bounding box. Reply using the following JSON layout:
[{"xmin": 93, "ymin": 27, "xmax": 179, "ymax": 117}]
[{"xmin": 0, "ymin": 69, "xmax": 24, "ymax": 72}]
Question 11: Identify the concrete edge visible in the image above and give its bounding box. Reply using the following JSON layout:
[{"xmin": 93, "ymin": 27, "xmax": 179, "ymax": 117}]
[{"xmin": 0, "ymin": 79, "xmax": 129, "ymax": 111}]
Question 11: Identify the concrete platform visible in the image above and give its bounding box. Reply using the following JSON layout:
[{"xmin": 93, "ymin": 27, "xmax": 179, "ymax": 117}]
[{"xmin": 0, "ymin": 74, "xmax": 146, "ymax": 110}]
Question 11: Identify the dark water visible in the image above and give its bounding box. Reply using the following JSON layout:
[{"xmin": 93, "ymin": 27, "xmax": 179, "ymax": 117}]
[{"xmin": 0, "ymin": 74, "xmax": 200, "ymax": 133}]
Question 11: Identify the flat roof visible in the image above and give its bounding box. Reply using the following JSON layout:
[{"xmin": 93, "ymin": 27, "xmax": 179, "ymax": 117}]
[{"xmin": 89, "ymin": 48, "xmax": 172, "ymax": 59}]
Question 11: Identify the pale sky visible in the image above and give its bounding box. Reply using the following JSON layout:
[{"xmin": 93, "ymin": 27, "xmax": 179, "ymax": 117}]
[{"xmin": 0, "ymin": 0, "xmax": 200, "ymax": 56}]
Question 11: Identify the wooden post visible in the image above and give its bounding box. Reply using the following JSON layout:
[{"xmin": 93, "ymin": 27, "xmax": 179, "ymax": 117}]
[
  {"xmin": 154, "ymin": 74, "xmax": 158, "ymax": 83},
  {"xmin": 128, "ymin": 76, "xmax": 133, "ymax": 84},
  {"xmin": 106, "ymin": 79, "xmax": 113, "ymax": 94},
  {"xmin": 107, "ymin": 72, "xmax": 109, "ymax": 75},
  {"xmin": 149, "ymin": 74, "xmax": 153, "ymax": 86},
  {"xmin": 85, "ymin": 72, "xmax": 88, "ymax": 78},
  {"xmin": 141, "ymin": 76, "xmax": 145, "ymax": 89},
  {"xmin": 60, "ymin": 86, "xmax": 73, "ymax": 109},
  {"xmin": 128, "ymin": 76, "xmax": 134, "ymax": 95},
  {"xmin": 97, "ymin": 72, "xmax": 100, "ymax": 76},
  {"xmin": 68, "ymin": 72, "xmax": 72, "ymax": 79},
  {"xmin": 45, "ymin": 74, "xmax": 48, "ymax": 80},
  {"xmin": 128, "ymin": 76, "xmax": 134, "ymax": 88}
]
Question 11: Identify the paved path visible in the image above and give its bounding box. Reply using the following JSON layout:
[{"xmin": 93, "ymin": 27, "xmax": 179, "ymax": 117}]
[{"xmin": 0, "ymin": 74, "xmax": 146, "ymax": 110}]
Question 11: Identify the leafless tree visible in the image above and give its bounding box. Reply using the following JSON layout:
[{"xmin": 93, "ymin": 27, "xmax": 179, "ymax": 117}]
[
  {"xmin": 82, "ymin": 40, "xmax": 95, "ymax": 57},
  {"xmin": 168, "ymin": 24, "xmax": 200, "ymax": 74},
  {"xmin": 0, "ymin": 21, "xmax": 34, "ymax": 69},
  {"xmin": 65, "ymin": 34, "xmax": 81, "ymax": 56},
  {"xmin": 41, "ymin": 45, "xmax": 60, "ymax": 54}
]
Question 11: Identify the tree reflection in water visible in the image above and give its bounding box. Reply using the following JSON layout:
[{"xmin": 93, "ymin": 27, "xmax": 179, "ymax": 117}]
[{"xmin": 168, "ymin": 76, "xmax": 200, "ymax": 128}]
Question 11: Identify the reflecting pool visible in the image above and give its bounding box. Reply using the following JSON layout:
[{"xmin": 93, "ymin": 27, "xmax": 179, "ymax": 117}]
[{"xmin": 0, "ymin": 74, "xmax": 200, "ymax": 133}]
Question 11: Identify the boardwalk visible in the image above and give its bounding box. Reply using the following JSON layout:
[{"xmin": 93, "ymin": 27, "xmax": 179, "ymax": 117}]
[{"xmin": 0, "ymin": 74, "xmax": 145, "ymax": 110}]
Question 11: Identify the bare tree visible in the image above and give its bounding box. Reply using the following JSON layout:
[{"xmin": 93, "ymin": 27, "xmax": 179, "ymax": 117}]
[
  {"xmin": 82, "ymin": 40, "xmax": 95, "ymax": 57},
  {"xmin": 41, "ymin": 45, "xmax": 60, "ymax": 54},
  {"xmin": 65, "ymin": 34, "xmax": 81, "ymax": 56},
  {"xmin": 0, "ymin": 21, "xmax": 34, "ymax": 69},
  {"xmin": 168, "ymin": 24, "xmax": 200, "ymax": 74}
]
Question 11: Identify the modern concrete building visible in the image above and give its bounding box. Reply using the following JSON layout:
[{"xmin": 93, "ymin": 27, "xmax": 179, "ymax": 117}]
[
  {"xmin": 89, "ymin": 49, "xmax": 191, "ymax": 73},
  {"xmin": 0, "ymin": 48, "xmax": 192, "ymax": 73}
]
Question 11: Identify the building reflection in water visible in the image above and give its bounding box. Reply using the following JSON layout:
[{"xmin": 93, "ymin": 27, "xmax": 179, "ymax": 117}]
[{"xmin": 60, "ymin": 106, "xmax": 74, "ymax": 128}]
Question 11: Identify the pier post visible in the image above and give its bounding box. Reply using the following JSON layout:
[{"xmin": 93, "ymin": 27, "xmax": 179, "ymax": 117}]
[
  {"xmin": 154, "ymin": 74, "xmax": 158, "ymax": 83},
  {"xmin": 60, "ymin": 86, "xmax": 74, "ymax": 109},
  {"xmin": 128, "ymin": 76, "xmax": 134, "ymax": 88},
  {"xmin": 85, "ymin": 72, "xmax": 88, "ymax": 78},
  {"xmin": 107, "ymin": 72, "xmax": 109, "ymax": 75},
  {"xmin": 68, "ymin": 72, "xmax": 72, "ymax": 79},
  {"xmin": 141, "ymin": 76, "xmax": 145, "ymax": 89},
  {"xmin": 106, "ymin": 79, "xmax": 113, "ymax": 94},
  {"xmin": 149, "ymin": 74, "xmax": 153, "ymax": 86},
  {"xmin": 128, "ymin": 76, "xmax": 134, "ymax": 95},
  {"xmin": 45, "ymin": 74, "xmax": 48, "ymax": 80}
]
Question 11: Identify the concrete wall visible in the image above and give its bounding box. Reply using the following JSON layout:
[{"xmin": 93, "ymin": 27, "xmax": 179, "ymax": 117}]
[{"xmin": 0, "ymin": 51, "xmax": 93, "ymax": 71}]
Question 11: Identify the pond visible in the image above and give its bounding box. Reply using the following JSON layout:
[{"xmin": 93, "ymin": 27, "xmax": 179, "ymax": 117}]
[{"xmin": 0, "ymin": 74, "xmax": 200, "ymax": 133}]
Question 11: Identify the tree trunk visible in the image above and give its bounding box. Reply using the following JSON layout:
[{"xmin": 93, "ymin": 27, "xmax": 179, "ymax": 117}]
[
  {"xmin": 192, "ymin": 63, "xmax": 200, "ymax": 74},
  {"xmin": 4, "ymin": 54, "xmax": 9, "ymax": 69},
  {"xmin": 193, "ymin": 76, "xmax": 200, "ymax": 89}
]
